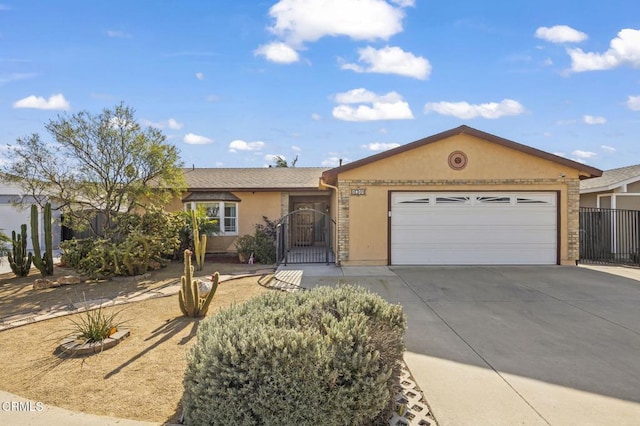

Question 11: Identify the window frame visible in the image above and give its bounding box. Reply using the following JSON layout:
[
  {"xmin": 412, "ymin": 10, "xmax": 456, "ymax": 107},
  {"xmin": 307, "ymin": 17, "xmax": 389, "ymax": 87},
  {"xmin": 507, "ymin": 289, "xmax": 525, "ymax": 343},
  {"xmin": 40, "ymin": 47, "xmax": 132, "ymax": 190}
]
[{"xmin": 185, "ymin": 201, "xmax": 239, "ymax": 236}]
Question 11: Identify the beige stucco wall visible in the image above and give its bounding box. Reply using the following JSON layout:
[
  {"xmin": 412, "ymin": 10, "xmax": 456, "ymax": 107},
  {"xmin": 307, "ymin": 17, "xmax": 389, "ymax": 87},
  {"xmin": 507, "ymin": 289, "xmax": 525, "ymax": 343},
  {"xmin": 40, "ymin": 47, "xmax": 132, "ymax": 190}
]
[
  {"xmin": 627, "ymin": 181, "xmax": 640, "ymax": 193},
  {"xmin": 334, "ymin": 133, "xmax": 584, "ymax": 266},
  {"xmin": 166, "ymin": 191, "xmax": 283, "ymax": 252},
  {"xmin": 614, "ymin": 196, "xmax": 640, "ymax": 210},
  {"xmin": 580, "ymin": 193, "xmax": 598, "ymax": 208}
]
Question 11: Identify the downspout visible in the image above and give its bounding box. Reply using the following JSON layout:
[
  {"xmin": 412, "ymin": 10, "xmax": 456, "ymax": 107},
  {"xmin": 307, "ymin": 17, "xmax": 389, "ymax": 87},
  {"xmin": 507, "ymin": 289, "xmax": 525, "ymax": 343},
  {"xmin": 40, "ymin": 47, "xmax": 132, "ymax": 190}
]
[{"xmin": 319, "ymin": 178, "xmax": 340, "ymax": 266}]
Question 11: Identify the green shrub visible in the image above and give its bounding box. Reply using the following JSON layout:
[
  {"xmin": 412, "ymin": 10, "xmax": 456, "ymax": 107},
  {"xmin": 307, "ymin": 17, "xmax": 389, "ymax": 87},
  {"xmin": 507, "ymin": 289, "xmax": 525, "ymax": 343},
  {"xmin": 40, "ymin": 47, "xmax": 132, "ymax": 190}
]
[
  {"xmin": 68, "ymin": 299, "xmax": 125, "ymax": 343},
  {"xmin": 183, "ymin": 285, "xmax": 407, "ymax": 425},
  {"xmin": 60, "ymin": 206, "xmax": 181, "ymax": 278},
  {"xmin": 234, "ymin": 217, "xmax": 277, "ymax": 264},
  {"xmin": 60, "ymin": 238, "xmax": 96, "ymax": 269}
]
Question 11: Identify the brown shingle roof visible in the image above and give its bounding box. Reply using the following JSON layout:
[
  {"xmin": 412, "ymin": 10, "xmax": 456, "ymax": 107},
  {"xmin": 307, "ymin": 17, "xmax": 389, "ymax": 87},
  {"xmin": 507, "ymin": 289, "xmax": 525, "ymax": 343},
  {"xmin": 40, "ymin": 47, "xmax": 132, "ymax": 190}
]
[
  {"xmin": 183, "ymin": 167, "xmax": 327, "ymax": 191},
  {"xmin": 580, "ymin": 163, "xmax": 640, "ymax": 192},
  {"xmin": 322, "ymin": 125, "xmax": 603, "ymax": 184}
]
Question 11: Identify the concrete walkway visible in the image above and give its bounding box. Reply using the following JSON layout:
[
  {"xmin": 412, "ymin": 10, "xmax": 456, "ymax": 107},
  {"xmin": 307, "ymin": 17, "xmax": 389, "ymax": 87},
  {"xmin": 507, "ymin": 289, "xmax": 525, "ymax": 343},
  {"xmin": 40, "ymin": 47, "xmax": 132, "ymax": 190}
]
[{"xmin": 290, "ymin": 263, "xmax": 640, "ymax": 426}]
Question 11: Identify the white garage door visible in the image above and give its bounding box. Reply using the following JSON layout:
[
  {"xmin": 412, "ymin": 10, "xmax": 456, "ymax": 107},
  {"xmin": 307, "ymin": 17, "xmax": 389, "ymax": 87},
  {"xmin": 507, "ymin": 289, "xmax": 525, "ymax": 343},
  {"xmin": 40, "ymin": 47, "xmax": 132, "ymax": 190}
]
[{"xmin": 391, "ymin": 192, "xmax": 557, "ymax": 265}]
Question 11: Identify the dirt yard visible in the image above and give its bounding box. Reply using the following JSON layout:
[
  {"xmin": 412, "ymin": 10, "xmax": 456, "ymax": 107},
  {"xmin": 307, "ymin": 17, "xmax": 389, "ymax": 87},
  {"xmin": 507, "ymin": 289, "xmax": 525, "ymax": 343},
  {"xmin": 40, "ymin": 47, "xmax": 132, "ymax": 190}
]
[{"xmin": 0, "ymin": 275, "xmax": 268, "ymax": 423}]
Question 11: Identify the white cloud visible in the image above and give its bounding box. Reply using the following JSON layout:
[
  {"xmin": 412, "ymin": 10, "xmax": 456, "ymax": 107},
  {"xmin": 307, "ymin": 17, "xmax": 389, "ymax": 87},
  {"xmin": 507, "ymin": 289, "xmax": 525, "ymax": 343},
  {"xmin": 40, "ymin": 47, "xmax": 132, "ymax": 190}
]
[
  {"xmin": 333, "ymin": 101, "xmax": 413, "ymax": 122},
  {"xmin": 0, "ymin": 4, "xmax": 12, "ymax": 10},
  {"xmin": 195, "ymin": 72, "xmax": 204, "ymax": 80},
  {"xmin": 106, "ymin": 30, "xmax": 132, "ymax": 39},
  {"xmin": 167, "ymin": 118, "xmax": 183, "ymax": 130},
  {"xmin": 332, "ymin": 88, "xmax": 412, "ymax": 121},
  {"xmin": 229, "ymin": 140, "xmax": 265, "ymax": 153},
  {"xmin": 267, "ymin": 0, "xmax": 409, "ymax": 46},
  {"xmin": 583, "ymin": 115, "xmax": 606, "ymax": 125},
  {"xmin": 572, "ymin": 150, "xmax": 597, "ymax": 159},
  {"xmin": 601, "ymin": 145, "xmax": 616, "ymax": 152},
  {"xmin": 553, "ymin": 152, "xmax": 566, "ymax": 157},
  {"xmin": 390, "ymin": 0, "xmax": 415, "ymax": 6},
  {"xmin": 142, "ymin": 118, "xmax": 184, "ymax": 130},
  {"xmin": 311, "ymin": 113, "xmax": 321, "ymax": 120},
  {"xmin": 535, "ymin": 25, "xmax": 587, "ymax": 43},
  {"xmin": 341, "ymin": 46, "xmax": 431, "ymax": 79},
  {"xmin": 334, "ymin": 88, "xmax": 402, "ymax": 104},
  {"xmin": 424, "ymin": 99, "xmax": 525, "ymax": 119},
  {"xmin": 13, "ymin": 93, "xmax": 70, "ymax": 110},
  {"xmin": 254, "ymin": 42, "xmax": 300, "ymax": 63},
  {"xmin": 206, "ymin": 94, "xmax": 219, "ymax": 102},
  {"xmin": 291, "ymin": 145, "xmax": 301, "ymax": 152},
  {"xmin": 321, "ymin": 156, "xmax": 351, "ymax": 167},
  {"xmin": 626, "ymin": 95, "xmax": 640, "ymax": 111},
  {"xmin": 568, "ymin": 29, "xmax": 640, "ymax": 72},
  {"xmin": 184, "ymin": 133, "xmax": 213, "ymax": 145},
  {"xmin": 362, "ymin": 142, "xmax": 400, "ymax": 151}
]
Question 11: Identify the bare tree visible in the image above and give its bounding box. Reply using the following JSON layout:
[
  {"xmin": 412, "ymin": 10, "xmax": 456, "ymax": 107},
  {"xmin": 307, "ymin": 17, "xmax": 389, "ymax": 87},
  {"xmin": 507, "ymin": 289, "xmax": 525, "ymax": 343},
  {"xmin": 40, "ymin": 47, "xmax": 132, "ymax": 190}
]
[{"xmin": 1, "ymin": 103, "xmax": 185, "ymax": 236}]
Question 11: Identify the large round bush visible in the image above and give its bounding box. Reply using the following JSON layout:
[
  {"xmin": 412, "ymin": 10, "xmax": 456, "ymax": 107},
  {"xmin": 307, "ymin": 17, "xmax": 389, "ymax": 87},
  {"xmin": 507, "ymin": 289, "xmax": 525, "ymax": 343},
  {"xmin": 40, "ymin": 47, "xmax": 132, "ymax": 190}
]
[{"xmin": 182, "ymin": 285, "xmax": 407, "ymax": 425}]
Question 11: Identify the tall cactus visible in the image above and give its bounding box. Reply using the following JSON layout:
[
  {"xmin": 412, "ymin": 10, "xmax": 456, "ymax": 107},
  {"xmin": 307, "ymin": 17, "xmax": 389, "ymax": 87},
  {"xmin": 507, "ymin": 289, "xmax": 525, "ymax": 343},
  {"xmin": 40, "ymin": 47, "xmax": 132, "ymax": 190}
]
[
  {"xmin": 31, "ymin": 203, "xmax": 54, "ymax": 276},
  {"xmin": 8, "ymin": 225, "xmax": 32, "ymax": 277},
  {"xmin": 178, "ymin": 249, "xmax": 219, "ymax": 318},
  {"xmin": 191, "ymin": 210, "xmax": 207, "ymax": 271}
]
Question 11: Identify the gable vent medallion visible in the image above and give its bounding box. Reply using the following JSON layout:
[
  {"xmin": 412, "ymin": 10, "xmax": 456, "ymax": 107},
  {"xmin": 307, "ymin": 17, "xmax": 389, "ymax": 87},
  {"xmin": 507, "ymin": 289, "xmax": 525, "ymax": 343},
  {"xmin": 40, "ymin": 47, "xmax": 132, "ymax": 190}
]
[{"xmin": 448, "ymin": 151, "xmax": 468, "ymax": 170}]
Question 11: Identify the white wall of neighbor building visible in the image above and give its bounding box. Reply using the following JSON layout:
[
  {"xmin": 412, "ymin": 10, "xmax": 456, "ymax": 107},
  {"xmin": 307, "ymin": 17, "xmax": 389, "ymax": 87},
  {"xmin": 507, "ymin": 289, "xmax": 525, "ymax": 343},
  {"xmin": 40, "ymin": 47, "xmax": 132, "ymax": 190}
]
[{"xmin": 0, "ymin": 183, "xmax": 62, "ymax": 252}]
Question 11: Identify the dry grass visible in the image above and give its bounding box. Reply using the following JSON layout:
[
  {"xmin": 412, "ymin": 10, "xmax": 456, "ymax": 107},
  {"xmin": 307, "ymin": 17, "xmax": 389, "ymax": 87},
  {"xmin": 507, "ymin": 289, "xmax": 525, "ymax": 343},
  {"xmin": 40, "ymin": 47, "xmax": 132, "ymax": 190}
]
[{"xmin": 0, "ymin": 276, "xmax": 268, "ymax": 423}]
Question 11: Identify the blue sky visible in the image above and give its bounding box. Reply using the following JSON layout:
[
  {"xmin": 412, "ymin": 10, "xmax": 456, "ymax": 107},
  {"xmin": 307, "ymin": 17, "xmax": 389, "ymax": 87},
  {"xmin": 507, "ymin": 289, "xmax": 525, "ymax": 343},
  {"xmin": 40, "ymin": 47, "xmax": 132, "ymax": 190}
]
[{"xmin": 1, "ymin": 0, "xmax": 639, "ymax": 170}]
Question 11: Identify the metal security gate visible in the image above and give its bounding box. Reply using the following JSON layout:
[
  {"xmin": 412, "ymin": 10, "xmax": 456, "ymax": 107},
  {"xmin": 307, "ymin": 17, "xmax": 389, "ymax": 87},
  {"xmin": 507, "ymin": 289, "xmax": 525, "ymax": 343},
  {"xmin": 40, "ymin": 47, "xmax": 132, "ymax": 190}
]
[
  {"xmin": 579, "ymin": 207, "xmax": 640, "ymax": 266},
  {"xmin": 276, "ymin": 209, "xmax": 335, "ymax": 265}
]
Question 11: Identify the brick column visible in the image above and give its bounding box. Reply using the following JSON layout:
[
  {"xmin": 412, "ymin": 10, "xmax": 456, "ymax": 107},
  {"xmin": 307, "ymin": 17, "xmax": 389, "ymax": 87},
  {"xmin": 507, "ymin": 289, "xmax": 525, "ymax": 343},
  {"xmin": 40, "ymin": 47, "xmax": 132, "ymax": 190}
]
[
  {"xmin": 337, "ymin": 181, "xmax": 350, "ymax": 263},
  {"xmin": 566, "ymin": 179, "xmax": 580, "ymax": 262}
]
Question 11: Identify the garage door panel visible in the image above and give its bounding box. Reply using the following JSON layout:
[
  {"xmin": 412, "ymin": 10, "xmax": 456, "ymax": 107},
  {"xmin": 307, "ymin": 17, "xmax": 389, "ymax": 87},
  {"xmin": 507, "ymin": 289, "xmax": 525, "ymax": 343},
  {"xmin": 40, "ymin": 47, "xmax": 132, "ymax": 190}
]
[
  {"xmin": 391, "ymin": 192, "xmax": 557, "ymax": 265},
  {"xmin": 392, "ymin": 228, "xmax": 556, "ymax": 244}
]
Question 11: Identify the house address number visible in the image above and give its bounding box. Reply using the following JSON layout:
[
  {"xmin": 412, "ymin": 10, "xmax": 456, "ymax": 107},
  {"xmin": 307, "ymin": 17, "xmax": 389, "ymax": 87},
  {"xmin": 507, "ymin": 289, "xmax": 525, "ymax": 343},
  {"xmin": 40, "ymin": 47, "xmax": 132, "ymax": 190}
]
[{"xmin": 351, "ymin": 188, "xmax": 367, "ymax": 196}]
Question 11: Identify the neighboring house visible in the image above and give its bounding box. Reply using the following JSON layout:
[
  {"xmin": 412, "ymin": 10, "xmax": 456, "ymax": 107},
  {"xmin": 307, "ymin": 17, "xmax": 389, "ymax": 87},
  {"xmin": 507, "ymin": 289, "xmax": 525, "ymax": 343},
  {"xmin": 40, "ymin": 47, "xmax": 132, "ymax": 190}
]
[
  {"xmin": 579, "ymin": 164, "xmax": 640, "ymax": 210},
  {"xmin": 173, "ymin": 125, "xmax": 602, "ymax": 266},
  {"xmin": 0, "ymin": 182, "xmax": 62, "ymax": 251},
  {"xmin": 579, "ymin": 164, "xmax": 640, "ymax": 265}
]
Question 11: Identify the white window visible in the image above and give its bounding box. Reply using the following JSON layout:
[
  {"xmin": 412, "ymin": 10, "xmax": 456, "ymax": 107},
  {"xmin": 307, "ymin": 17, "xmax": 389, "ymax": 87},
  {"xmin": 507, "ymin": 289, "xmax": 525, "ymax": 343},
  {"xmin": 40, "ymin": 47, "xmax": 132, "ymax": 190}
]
[{"xmin": 185, "ymin": 201, "xmax": 239, "ymax": 235}]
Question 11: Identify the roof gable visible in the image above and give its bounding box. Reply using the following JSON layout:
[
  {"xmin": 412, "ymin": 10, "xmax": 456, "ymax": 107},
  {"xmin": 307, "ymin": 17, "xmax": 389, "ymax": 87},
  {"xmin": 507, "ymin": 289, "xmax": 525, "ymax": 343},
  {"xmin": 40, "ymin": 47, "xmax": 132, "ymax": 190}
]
[
  {"xmin": 322, "ymin": 125, "xmax": 602, "ymax": 184},
  {"xmin": 580, "ymin": 163, "xmax": 640, "ymax": 193}
]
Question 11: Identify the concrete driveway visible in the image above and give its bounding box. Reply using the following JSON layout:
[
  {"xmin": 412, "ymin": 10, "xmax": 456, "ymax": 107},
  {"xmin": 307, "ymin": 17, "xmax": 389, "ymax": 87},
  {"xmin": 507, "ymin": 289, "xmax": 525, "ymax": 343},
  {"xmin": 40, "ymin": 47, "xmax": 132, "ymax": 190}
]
[{"xmin": 307, "ymin": 265, "xmax": 640, "ymax": 425}]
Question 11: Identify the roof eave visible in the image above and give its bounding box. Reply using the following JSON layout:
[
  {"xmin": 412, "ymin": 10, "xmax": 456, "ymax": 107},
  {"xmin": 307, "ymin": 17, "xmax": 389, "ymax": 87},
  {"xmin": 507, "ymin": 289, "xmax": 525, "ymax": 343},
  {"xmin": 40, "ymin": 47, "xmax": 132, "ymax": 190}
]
[
  {"xmin": 323, "ymin": 125, "xmax": 603, "ymax": 181},
  {"xmin": 186, "ymin": 187, "xmax": 330, "ymax": 192}
]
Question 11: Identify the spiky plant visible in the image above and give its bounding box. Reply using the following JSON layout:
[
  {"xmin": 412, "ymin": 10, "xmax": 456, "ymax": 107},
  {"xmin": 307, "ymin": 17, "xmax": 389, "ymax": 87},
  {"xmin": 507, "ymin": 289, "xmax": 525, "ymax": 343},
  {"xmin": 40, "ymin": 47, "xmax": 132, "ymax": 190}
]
[
  {"xmin": 68, "ymin": 296, "xmax": 125, "ymax": 343},
  {"xmin": 179, "ymin": 249, "xmax": 219, "ymax": 317}
]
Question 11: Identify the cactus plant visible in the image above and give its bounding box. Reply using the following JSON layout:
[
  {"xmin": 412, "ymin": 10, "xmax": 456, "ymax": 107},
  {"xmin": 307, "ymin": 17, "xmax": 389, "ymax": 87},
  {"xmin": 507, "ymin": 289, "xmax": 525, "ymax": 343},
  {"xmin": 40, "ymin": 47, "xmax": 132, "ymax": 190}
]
[
  {"xmin": 190, "ymin": 210, "xmax": 207, "ymax": 271},
  {"xmin": 31, "ymin": 203, "xmax": 54, "ymax": 276},
  {"xmin": 179, "ymin": 249, "xmax": 219, "ymax": 318},
  {"xmin": 8, "ymin": 224, "xmax": 32, "ymax": 277}
]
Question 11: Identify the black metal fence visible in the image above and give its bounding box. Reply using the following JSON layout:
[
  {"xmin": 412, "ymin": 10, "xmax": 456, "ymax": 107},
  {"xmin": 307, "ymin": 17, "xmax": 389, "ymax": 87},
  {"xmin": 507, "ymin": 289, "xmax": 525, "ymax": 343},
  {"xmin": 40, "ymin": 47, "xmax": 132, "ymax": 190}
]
[
  {"xmin": 579, "ymin": 207, "xmax": 640, "ymax": 266},
  {"xmin": 276, "ymin": 209, "xmax": 335, "ymax": 265}
]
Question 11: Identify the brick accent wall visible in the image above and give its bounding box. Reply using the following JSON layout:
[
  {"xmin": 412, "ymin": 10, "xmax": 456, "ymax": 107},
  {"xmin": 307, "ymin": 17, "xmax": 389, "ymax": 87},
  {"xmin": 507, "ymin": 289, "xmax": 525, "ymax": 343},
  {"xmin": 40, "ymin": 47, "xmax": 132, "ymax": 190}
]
[
  {"xmin": 336, "ymin": 177, "xmax": 580, "ymax": 264},
  {"xmin": 566, "ymin": 178, "xmax": 580, "ymax": 262},
  {"xmin": 337, "ymin": 181, "xmax": 351, "ymax": 263},
  {"xmin": 280, "ymin": 192, "xmax": 289, "ymax": 217}
]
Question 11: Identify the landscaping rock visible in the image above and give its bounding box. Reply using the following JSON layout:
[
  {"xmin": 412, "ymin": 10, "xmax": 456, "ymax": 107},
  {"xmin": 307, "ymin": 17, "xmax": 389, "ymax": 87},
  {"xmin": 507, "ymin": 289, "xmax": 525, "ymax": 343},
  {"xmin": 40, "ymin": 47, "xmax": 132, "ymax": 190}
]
[
  {"xmin": 33, "ymin": 278, "xmax": 60, "ymax": 290},
  {"xmin": 58, "ymin": 275, "xmax": 82, "ymax": 285},
  {"xmin": 197, "ymin": 279, "xmax": 212, "ymax": 298}
]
